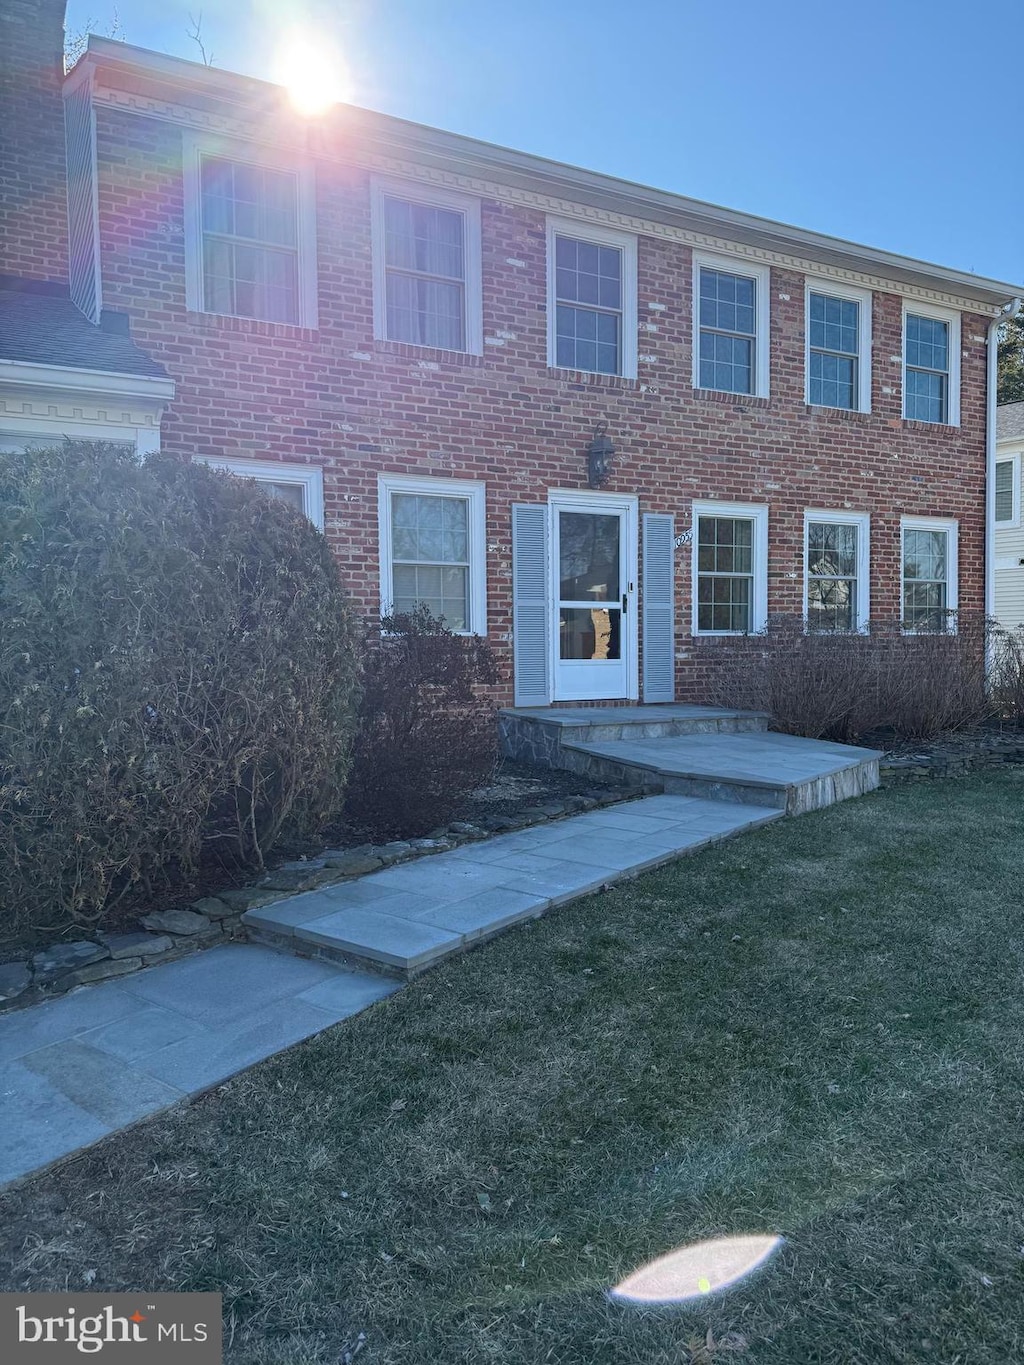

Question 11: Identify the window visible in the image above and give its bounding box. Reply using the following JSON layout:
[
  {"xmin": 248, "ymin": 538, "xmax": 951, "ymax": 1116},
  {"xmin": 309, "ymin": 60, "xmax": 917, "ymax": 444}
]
[
  {"xmin": 183, "ymin": 133, "xmax": 318, "ymax": 327},
  {"xmin": 193, "ymin": 456, "xmax": 324, "ymax": 529},
  {"xmin": 901, "ymin": 517, "xmax": 958, "ymax": 631},
  {"xmin": 371, "ymin": 179, "xmax": 482, "ymax": 353},
  {"xmin": 903, "ymin": 304, "xmax": 960, "ymax": 425},
  {"xmin": 805, "ymin": 281, "xmax": 872, "ymax": 412},
  {"xmin": 804, "ymin": 512, "xmax": 870, "ymax": 631},
  {"xmin": 547, "ymin": 217, "xmax": 637, "ymax": 378},
  {"xmin": 692, "ymin": 501, "xmax": 769, "ymax": 635},
  {"xmin": 693, "ymin": 252, "xmax": 770, "ymax": 397},
  {"xmin": 378, "ymin": 475, "xmax": 487, "ymax": 635},
  {"xmin": 995, "ymin": 455, "xmax": 1020, "ymax": 526}
]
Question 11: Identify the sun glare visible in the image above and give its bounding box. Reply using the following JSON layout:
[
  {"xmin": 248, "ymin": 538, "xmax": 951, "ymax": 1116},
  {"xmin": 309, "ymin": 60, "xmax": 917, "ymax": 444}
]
[{"xmin": 277, "ymin": 32, "xmax": 351, "ymax": 116}]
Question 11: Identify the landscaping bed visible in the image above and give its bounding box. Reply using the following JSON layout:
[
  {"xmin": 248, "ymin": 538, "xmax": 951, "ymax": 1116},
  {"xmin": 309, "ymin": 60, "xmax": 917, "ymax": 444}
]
[
  {"xmin": 873, "ymin": 718, "xmax": 1024, "ymax": 783},
  {"xmin": 0, "ymin": 758, "xmax": 637, "ymax": 1008},
  {"xmin": 3, "ymin": 770, "xmax": 1024, "ymax": 1363}
]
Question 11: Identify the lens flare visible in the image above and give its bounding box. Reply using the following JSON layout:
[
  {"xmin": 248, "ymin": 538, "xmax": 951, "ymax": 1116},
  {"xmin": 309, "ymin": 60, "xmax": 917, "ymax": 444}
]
[
  {"xmin": 276, "ymin": 31, "xmax": 351, "ymax": 116},
  {"xmin": 611, "ymin": 1234, "xmax": 783, "ymax": 1304}
]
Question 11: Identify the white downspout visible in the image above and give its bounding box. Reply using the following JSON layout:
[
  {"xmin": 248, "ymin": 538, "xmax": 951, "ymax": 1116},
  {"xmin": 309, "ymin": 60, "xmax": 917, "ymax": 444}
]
[{"xmin": 986, "ymin": 296, "xmax": 1022, "ymax": 678}]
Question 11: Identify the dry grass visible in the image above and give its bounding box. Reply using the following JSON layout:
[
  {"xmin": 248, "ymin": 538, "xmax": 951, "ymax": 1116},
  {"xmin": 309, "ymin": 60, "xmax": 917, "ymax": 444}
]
[{"xmin": 3, "ymin": 772, "xmax": 1024, "ymax": 1362}]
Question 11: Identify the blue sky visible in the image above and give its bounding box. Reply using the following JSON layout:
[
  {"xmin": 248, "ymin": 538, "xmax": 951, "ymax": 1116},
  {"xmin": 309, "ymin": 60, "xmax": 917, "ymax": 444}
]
[{"xmin": 66, "ymin": 0, "xmax": 1024, "ymax": 284}]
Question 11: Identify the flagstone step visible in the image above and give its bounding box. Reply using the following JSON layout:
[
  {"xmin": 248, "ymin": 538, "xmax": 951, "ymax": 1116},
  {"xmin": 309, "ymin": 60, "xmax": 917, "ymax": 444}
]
[
  {"xmin": 244, "ymin": 794, "xmax": 784, "ymax": 978},
  {"xmin": 558, "ymin": 730, "xmax": 883, "ymax": 815},
  {"xmin": 499, "ymin": 704, "xmax": 769, "ymax": 767}
]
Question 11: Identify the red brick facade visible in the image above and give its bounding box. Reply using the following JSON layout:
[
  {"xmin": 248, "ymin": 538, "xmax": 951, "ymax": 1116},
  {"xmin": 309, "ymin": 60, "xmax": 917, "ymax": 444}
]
[
  {"xmin": 1, "ymin": 13, "xmax": 1009, "ymax": 707},
  {"xmin": 0, "ymin": 0, "xmax": 68, "ymax": 283}
]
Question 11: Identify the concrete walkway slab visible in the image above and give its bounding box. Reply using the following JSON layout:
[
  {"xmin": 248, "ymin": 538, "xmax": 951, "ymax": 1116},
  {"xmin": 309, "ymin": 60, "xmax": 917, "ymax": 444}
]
[
  {"xmin": 0, "ymin": 944, "xmax": 398, "ymax": 1188},
  {"xmin": 246, "ymin": 793, "xmax": 783, "ymax": 976}
]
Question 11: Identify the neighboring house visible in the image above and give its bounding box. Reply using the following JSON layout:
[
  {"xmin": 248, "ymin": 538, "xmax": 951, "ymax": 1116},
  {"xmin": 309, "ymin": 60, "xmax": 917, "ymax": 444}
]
[
  {"xmin": 2, "ymin": 1, "xmax": 1023, "ymax": 708},
  {"xmin": 994, "ymin": 402, "xmax": 1024, "ymax": 631}
]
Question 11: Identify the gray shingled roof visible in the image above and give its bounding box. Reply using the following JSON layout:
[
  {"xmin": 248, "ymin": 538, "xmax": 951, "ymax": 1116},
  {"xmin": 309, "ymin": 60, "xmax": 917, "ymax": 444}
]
[
  {"xmin": 998, "ymin": 402, "xmax": 1024, "ymax": 443},
  {"xmin": 0, "ymin": 285, "xmax": 168, "ymax": 380}
]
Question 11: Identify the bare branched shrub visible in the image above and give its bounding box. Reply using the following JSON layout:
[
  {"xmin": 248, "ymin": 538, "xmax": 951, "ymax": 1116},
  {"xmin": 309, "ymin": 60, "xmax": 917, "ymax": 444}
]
[
  {"xmin": 991, "ymin": 627, "xmax": 1024, "ymax": 720},
  {"xmin": 344, "ymin": 606, "xmax": 497, "ymax": 839},
  {"xmin": 708, "ymin": 613, "xmax": 993, "ymax": 742},
  {"xmin": 0, "ymin": 442, "xmax": 359, "ymax": 940}
]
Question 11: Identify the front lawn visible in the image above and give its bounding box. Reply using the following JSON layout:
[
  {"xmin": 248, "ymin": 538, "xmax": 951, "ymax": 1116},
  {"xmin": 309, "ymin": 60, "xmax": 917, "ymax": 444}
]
[{"xmin": 3, "ymin": 772, "xmax": 1024, "ymax": 1364}]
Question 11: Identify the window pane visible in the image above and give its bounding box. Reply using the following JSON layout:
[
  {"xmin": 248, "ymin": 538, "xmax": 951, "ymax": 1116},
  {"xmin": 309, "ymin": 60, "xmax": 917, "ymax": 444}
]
[
  {"xmin": 262, "ymin": 480, "xmax": 306, "ymax": 511},
  {"xmin": 903, "ymin": 529, "xmax": 947, "ymax": 582},
  {"xmin": 809, "ymin": 293, "xmax": 858, "ymax": 355},
  {"xmin": 559, "ymin": 606, "xmax": 622, "ymax": 660},
  {"xmin": 699, "ymin": 331, "xmax": 752, "ymax": 394},
  {"xmin": 807, "ymin": 521, "xmax": 858, "ymax": 631},
  {"xmin": 554, "ymin": 235, "xmax": 622, "ymax": 310},
  {"xmin": 386, "ymin": 271, "xmax": 465, "ymax": 349},
  {"xmin": 391, "ymin": 494, "xmax": 470, "ymax": 565},
  {"xmin": 808, "ymin": 522, "xmax": 857, "ymax": 576},
  {"xmin": 559, "ymin": 512, "xmax": 620, "ymax": 601},
  {"xmin": 809, "ymin": 350, "xmax": 856, "ymax": 409},
  {"xmin": 699, "ymin": 269, "xmax": 755, "ymax": 335},
  {"xmin": 905, "ymin": 368, "xmax": 946, "ymax": 423},
  {"xmin": 995, "ymin": 460, "xmax": 1014, "ymax": 522},
  {"xmin": 383, "ymin": 197, "xmax": 465, "ymax": 280},
  {"xmin": 697, "ymin": 517, "xmax": 753, "ymax": 574},
  {"xmin": 905, "ymin": 314, "xmax": 948, "ymax": 373},
  {"xmin": 556, "ymin": 304, "xmax": 620, "ymax": 374},
  {"xmin": 392, "ymin": 562, "xmax": 469, "ymax": 631},
  {"xmin": 696, "ymin": 574, "xmax": 752, "ymax": 632},
  {"xmin": 807, "ymin": 578, "xmax": 854, "ymax": 631}
]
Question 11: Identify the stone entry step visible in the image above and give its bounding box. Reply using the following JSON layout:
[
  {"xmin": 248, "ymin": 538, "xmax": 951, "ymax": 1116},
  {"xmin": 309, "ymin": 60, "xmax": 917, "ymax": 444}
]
[
  {"xmin": 244, "ymin": 794, "xmax": 783, "ymax": 978},
  {"xmin": 558, "ymin": 730, "xmax": 884, "ymax": 815}
]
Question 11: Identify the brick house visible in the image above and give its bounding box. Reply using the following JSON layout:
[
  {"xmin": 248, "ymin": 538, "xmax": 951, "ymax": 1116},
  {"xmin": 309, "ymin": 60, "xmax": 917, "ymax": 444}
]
[{"xmin": 3, "ymin": 1, "xmax": 1022, "ymax": 709}]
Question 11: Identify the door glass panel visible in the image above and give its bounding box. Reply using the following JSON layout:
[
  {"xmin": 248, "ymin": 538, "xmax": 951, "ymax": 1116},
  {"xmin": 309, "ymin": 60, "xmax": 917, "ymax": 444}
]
[
  {"xmin": 559, "ymin": 512, "xmax": 620, "ymax": 602},
  {"xmin": 560, "ymin": 606, "xmax": 621, "ymax": 660}
]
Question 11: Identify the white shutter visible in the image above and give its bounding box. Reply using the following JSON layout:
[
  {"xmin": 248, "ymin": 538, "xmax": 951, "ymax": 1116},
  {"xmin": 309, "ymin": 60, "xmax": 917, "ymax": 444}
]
[
  {"xmin": 512, "ymin": 503, "xmax": 549, "ymax": 706},
  {"xmin": 642, "ymin": 512, "xmax": 675, "ymax": 702}
]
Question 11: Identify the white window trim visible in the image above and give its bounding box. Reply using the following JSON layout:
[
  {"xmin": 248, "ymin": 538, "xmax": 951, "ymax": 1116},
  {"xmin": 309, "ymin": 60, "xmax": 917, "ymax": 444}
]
[
  {"xmin": 546, "ymin": 215, "xmax": 638, "ymax": 380},
  {"xmin": 692, "ymin": 249, "xmax": 771, "ymax": 399},
  {"xmin": 901, "ymin": 300, "xmax": 960, "ymax": 426},
  {"xmin": 691, "ymin": 499, "xmax": 769, "ymax": 636},
  {"xmin": 900, "ymin": 515, "xmax": 959, "ymax": 633},
  {"xmin": 0, "ymin": 419, "xmax": 156, "ymax": 457},
  {"xmin": 193, "ymin": 455, "xmax": 324, "ymax": 529},
  {"xmin": 994, "ymin": 450, "xmax": 1022, "ymax": 529},
  {"xmin": 803, "ymin": 509, "xmax": 871, "ymax": 632},
  {"xmin": 377, "ymin": 473, "xmax": 488, "ymax": 636},
  {"xmin": 181, "ymin": 130, "xmax": 319, "ymax": 328},
  {"xmin": 804, "ymin": 277, "xmax": 873, "ymax": 413},
  {"xmin": 370, "ymin": 177, "xmax": 483, "ymax": 355}
]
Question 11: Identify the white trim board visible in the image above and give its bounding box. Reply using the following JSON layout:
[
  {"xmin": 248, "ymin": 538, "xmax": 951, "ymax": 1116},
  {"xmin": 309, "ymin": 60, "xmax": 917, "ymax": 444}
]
[
  {"xmin": 691, "ymin": 499, "xmax": 769, "ymax": 635},
  {"xmin": 692, "ymin": 249, "xmax": 771, "ymax": 398},
  {"xmin": 803, "ymin": 508, "xmax": 871, "ymax": 631},
  {"xmin": 194, "ymin": 455, "xmax": 325, "ymax": 528},
  {"xmin": 546, "ymin": 215, "xmax": 638, "ymax": 379},
  {"xmin": 181, "ymin": 129, "xmax": 319, "ymax": 328},
  {"xmin": 370, "ymin": 176, "xmax": 483, "ymax": 355},
  {"xmin": 377, "ymin": 473, "xmax": 488, "ymax": 635},
  {"xmin": 804, "ymin": 277, "xmax": 873, "ymax": 414}
]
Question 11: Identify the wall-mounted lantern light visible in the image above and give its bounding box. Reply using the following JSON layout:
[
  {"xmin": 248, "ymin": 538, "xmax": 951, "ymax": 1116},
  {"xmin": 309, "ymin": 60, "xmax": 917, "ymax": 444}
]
[{"xmin": 586, "ymin": 423, "xmax": 616, "ymax": 488}]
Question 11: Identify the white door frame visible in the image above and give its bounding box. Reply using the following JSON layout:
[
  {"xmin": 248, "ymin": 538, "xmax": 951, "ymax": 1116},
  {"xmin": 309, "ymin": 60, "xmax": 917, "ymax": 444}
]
[{"xmin": 547, "ymin": 488, "xmax": 639, "ymax": 702}]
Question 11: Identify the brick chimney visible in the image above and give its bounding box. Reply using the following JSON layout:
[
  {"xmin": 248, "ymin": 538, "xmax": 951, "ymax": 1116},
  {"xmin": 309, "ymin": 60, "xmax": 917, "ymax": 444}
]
[{"xmin": 0, "ymin": 0, "xmax": 69, "ymax": 283}]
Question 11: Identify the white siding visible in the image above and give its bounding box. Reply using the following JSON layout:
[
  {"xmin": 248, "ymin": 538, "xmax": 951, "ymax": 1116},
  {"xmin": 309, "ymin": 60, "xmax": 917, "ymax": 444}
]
[{"xmin": 994, "ymin": 449, "xmax": 1024, "ymax": 630}]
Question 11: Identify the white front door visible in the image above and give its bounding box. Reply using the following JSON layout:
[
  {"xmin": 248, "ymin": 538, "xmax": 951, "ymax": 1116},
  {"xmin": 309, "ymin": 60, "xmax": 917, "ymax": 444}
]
[{"xmin": 550, "ymin": 491, "xmax": 638, "ymax": 701}]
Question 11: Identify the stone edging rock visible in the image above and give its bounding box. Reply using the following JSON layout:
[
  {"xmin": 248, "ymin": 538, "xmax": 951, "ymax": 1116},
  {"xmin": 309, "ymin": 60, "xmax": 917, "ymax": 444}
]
[
  {"xmin": 880, "ymin": 733, "xmax": 1024, "ymax": 785},
  {"xmin": 0, "ymin": 784, "xmax": 649, "ymax": 1014}
]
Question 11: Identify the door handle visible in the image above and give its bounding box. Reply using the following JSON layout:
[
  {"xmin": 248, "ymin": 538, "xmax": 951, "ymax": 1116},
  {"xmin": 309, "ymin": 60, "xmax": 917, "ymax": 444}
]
[{"xmin": 621, "ymin": 593, "xmax": 628, "ymax": 614}]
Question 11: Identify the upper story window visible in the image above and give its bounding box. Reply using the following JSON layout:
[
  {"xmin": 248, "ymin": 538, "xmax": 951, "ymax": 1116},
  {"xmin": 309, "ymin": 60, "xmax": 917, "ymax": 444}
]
[
  {"xmin": 901, "ymin": 517, "xmax": 958, "ymax": 632},
  {"xmin": 805, "ymin": 281, "xmax": 872, "ymax": 412},
  {"xmin": 546, "ymin": 217, "xmax": 637, "ymax": 379},
  {"xmin": 995, "ymin": 454, "xmax": 1021, "ymax": 526},
  {"xmin": 182, "ymin": 133, "xmax": 318, "ymax": 328},
  {"xmin": 194, "ymin": 456, "xmax": 325, "ymax": 529},
  {"xmin": 903, "ymin": 303, "xmax": 960, "ymax": 425},
  {"xmin": 692, "ymin": 252, "xmax": 770, "ymax": 397},
  {"xmin": 691, "ymin": 501, "xmax": 769, "ymax": 635},
  {"xmin": 371, "ymin": 179, "xmax": 482, "ymax": 354}
]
